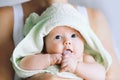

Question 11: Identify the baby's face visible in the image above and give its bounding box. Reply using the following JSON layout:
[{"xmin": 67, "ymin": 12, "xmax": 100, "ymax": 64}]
[{"xmin": 45, "ymin": 26, "xmax": 84, "ymax": 55}]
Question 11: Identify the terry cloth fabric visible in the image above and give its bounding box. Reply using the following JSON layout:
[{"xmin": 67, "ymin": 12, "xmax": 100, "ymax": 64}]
[{"xmin": 11, "ymin": 3, "xmax": 112, "ymax": 79}]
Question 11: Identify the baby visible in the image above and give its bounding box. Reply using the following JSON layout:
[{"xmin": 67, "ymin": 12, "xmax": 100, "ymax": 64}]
[
  {"xmin": 11, "ymin": 3, "xmax": 112, "ymax": 80},
  {"xmin": 20, "ymin": 26, "xmax": 95, "ymax": 80}
]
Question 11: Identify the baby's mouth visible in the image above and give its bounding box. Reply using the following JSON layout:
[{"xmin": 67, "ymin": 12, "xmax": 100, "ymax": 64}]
[{"xmin": 63, "ymin": 49, "xmax": 72, "ymax": 55}]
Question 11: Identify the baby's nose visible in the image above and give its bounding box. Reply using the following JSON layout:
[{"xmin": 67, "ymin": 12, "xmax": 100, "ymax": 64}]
[{"xmin": 64, "ymin": 40, "xmax": 71, "ymax": 45}]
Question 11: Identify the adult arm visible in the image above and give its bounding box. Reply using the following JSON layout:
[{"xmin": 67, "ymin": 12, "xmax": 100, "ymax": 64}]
[
  {"xmin": 0, "ymin": 7, "xmax": 15, "ymax": 80},
  {"xmin": 87, "ymin": 8, "xmax": 120, "ymax": 79}
]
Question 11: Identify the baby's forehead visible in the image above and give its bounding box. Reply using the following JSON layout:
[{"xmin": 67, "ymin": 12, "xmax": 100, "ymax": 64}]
[
  {"xmin": 46, "ymin": 26, "xmax": 84, "ymax": 39},
  {"xmin": 49, "ymin": 26, "xmax": 80, "ymax": 34}
]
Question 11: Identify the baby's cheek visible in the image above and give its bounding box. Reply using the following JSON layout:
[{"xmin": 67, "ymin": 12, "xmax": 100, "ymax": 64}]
[
  {"xmin": 79, "ymin": 55, "xmax": 83, "ymax": 62},
  {"xmin": 48, "ymin": 47, "xmax": 63, "ymax": 54},
  {"xmin": 76, "ymin": 40, "xmax": 84, "ymax": 52},
  {"xmin": 74, "ymin": 47, "xmax": 83, "ymax": 55},
  {"xmin": 74, "ymin": 51, "xmax": 83, "ymax": 62}
]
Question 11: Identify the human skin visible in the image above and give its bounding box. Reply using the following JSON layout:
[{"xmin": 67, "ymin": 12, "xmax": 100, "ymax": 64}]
[
  {"xmin": 20, "ymin": 26, "xmax": 84, "ymax": 71},
  {"xmin": 45, "ymin": 26, "xmax": 105, "ymax": 80},
  {"xmin": 0, "ymin": 0, "xmax": 119, "ymax": 80},
  {"xmin": 45, "ymin": 26, "xmax": 84, "ymax": 72},
  {"xmin": 20, "ymin": 26, "xmax": 105, "ymax": 80}
]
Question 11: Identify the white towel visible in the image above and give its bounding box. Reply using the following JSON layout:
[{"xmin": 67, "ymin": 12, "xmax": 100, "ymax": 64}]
[{"xmin": 11, "ymin": 3, "xmax": 112, "ymax": 79}]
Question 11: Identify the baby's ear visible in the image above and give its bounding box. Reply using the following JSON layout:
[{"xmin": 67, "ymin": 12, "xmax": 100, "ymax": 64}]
[{"xmin": 24, "ymin": 13, "xmax": 40, "ymax": 36}]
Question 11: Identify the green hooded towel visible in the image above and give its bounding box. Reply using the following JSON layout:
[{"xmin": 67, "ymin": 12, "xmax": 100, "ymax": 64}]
[{"xmin": 11, "ymin": 3, "xmax": 112, "ymax": 80}]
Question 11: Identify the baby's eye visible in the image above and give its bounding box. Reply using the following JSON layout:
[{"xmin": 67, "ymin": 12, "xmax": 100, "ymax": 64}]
[
  {"xmin": 55, "ymin": 35, "xmax": 62, "ymax": 40},
  {"xmin": 71, "ymin": 34, "xmax": 77, "ymax": 38}
]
